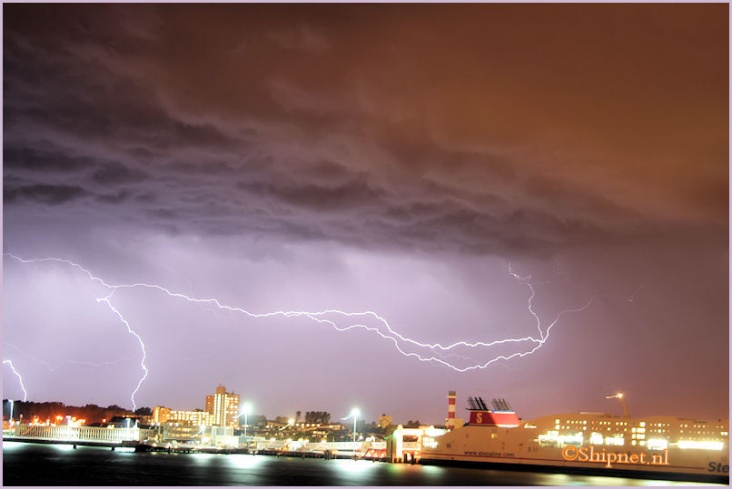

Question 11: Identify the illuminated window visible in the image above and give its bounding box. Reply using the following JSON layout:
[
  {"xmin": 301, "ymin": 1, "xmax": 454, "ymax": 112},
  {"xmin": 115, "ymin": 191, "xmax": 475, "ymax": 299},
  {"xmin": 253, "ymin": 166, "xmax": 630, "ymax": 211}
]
[{"xmin": 647, "ymin": 439, "xmax": 668, "ymax": 450}]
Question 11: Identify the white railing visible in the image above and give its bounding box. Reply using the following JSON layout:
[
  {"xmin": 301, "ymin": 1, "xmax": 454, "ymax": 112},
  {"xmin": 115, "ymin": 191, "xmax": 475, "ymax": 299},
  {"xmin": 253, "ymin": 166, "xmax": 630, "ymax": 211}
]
[{"xmin": 8, "ymin": 425, "xmax": 156, "ymax": 443}]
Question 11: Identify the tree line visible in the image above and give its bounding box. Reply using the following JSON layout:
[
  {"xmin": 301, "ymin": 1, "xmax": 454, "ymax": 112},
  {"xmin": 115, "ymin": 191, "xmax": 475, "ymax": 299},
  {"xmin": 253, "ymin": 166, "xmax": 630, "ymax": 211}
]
[
  {"xmin": 304, "ymin": 411, "xmax": 331, "ymax": 424},
  {"xmin": 2, "ymin": 400, "xmax": 151, "ymax": 424}
]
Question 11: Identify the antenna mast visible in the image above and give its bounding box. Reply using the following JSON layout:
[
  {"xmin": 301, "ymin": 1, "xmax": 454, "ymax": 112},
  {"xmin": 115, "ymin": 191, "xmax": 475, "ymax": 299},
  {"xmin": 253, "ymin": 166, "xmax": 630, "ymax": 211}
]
[{"xmin": 605, "ymin": 392, "xmax": 630, "ymax": 418}]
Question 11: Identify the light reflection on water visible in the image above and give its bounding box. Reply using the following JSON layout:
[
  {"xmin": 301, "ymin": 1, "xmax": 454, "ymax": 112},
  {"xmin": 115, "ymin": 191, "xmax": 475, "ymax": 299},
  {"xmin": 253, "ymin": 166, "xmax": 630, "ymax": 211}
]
[
  {"xmin": 331, "ymin": 458, "xmax": 380, "ymax": 475},
  {"xmin": 225, "ymin": 453, "xmax": 266, "ymax": 470},
  {"xmin": 3, "ymin": 443, "xmax": 726, "ymax": 486},
  {"xmin": 2, "ymin": 441, "xmax": 23, "ymax": 451},
  {"xmin": 51, "ymin": 443, "xmax": 76, "ymax": 452},
  {"xmin": 190, "ymin": 452, "xmax": 217, "ymax": 464}
]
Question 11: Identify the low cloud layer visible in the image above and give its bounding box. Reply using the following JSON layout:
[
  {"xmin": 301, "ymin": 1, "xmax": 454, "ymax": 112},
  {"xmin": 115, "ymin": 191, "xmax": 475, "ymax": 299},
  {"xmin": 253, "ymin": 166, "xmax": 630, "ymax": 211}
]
[{"xmin": 5, "ymin": 4, "xmax": 727, "ymax": 257}]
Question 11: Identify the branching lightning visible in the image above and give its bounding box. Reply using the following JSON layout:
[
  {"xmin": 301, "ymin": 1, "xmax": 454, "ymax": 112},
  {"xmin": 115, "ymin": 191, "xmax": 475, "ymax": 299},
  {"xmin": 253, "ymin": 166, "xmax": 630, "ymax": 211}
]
[
  {"xmin": 5, "ymin": 253, "xmax": 593, "ymax": 409},
  {"xmin": 96, "ymin": 291, "xmax": 149, "ymax": 409},
  {"xmin": 3, "ymin": 360, "xmax": 29, "ymax": 401}
]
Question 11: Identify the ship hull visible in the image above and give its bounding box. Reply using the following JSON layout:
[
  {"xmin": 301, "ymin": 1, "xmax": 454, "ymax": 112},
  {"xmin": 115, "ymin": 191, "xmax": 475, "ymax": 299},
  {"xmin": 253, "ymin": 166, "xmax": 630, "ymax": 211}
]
[
  {"xmin": 419, "ymin": 424, "xmax": 729, "ymax": 484},
  {"xmin": 420, "ymin": 454, "xmax": 728, "ymax": 484}
]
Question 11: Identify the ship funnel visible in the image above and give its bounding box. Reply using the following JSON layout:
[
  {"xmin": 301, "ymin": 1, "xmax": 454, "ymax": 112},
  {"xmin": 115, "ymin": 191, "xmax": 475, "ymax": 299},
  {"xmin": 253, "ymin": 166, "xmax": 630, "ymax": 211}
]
[{"xmin": 467, "ymin": 397, "xmax": 476, "ymax": 410}]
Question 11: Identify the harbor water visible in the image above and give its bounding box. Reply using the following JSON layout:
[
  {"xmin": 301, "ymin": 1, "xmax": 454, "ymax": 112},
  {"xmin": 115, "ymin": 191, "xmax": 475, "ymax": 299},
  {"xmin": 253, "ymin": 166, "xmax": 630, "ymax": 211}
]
[{"xmin": 2, "ymin": 442, "xmax": 722, "ymax": 486}]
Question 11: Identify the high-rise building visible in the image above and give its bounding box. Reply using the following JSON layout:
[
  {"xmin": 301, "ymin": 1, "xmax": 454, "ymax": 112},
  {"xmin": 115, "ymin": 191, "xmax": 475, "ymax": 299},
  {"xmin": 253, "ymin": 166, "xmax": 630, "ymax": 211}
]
[{"xmin": 205, "ymin": 384, "xmax": 241, "ymax": 428}]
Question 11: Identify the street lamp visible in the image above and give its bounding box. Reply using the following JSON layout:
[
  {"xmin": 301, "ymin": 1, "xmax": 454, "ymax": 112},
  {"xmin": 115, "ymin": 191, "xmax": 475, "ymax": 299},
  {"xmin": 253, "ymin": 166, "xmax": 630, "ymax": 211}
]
[
  {"xmin": 8, "ymin": 400, "xmax": 14, "ymax": 424},
  {"xmin": 351, "ymin": 408, "xmax": 360, "ymax": 443},
  {"xmin": 242, "ymin": 403, "xmax": 252, "ymax": 438}
]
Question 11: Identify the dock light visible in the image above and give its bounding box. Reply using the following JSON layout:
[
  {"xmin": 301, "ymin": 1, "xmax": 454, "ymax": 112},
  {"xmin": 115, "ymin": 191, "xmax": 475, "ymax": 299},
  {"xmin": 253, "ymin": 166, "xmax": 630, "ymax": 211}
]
[
  {"xmin": 242, "ymin": 403, "xmax": 252, "ymax": 438},
  {"xmin": 351, "ymin": 408, "xmax": 360, "ymax": 443}
]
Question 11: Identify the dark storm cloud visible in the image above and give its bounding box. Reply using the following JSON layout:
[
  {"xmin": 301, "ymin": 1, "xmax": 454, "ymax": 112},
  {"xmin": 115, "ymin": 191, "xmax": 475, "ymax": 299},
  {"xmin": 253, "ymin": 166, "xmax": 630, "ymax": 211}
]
[
  {"xmin": 96, "ymin": 190, "xmax": 131, "ymax": 204},
  {"xmin": 3, "ymin": 145, "xmax": 92, "ymax": 173},
  {"xmin": 91, "ymin": 162, "xmax": 148, "ymax": 185},
  {"xmin": 4, "ymin": 184, "xmax": 90, "ymax": 206},
  {"xmin": 270, "ymin": 182, "xmax": 370, "ymax": 211},
  {"xmin": 3, "ymin": 3, "xmax": 727, "ymax": 257}
]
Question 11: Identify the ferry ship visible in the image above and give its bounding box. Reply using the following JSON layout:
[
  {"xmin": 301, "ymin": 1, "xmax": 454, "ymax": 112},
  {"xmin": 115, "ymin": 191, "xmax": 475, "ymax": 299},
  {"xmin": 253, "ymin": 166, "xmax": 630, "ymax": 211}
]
[{"xmin": 418, "ymin": 393, "xmax": 729, "ymax": 483}]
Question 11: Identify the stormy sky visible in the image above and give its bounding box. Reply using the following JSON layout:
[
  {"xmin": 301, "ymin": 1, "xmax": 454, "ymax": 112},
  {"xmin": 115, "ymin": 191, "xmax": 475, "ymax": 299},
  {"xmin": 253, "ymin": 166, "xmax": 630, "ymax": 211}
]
[{"xmin": 3, "ymin": 4, "xmax": 728, "ymax": 425}]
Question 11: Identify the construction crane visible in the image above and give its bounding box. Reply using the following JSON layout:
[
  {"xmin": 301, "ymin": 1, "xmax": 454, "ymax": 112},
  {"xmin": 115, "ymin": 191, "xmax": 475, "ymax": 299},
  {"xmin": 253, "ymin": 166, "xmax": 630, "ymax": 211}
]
[{"xmin": 605, "ymin": 392, "xmax": 630, "ymax": 418}]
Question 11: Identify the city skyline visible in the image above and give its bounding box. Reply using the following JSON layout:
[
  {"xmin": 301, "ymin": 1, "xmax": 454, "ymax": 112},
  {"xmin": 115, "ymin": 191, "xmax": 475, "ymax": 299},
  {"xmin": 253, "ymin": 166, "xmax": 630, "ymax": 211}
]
[{"xmin": 3, "ymin": 4, "xmax": 728, "ymax": 425}]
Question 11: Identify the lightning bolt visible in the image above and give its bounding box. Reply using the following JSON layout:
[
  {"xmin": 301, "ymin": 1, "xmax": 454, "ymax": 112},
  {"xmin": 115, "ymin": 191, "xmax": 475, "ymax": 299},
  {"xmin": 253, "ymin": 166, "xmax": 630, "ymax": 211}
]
[
  {"xmin": 3, "ymin": 359, "xmax": 29, "ymax": 401},
  {"xmin": 5, "ymin": 253, "xmax": 593, "ymax": 409},
  {"xmin": 96, "ymin": 291, "xmax": 149, "ymax": 409}
]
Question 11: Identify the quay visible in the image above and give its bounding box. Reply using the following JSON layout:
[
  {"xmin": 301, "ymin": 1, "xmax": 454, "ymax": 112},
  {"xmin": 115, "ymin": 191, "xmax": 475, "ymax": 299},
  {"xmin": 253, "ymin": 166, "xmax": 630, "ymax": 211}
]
[
  {"xmin": 3, "ymin": 426, "xmax": 418, "ymax": 462},
  {"xmin": 3, "ymin": 423, "xmax": 430, "ymax": 463},
  {"xmin": 3, "ymin": 436, "xmax": 139, "ymax": 450},
  {"xmin": 4, "ymin": 437, "xmax": 406, "ymax": 462}
]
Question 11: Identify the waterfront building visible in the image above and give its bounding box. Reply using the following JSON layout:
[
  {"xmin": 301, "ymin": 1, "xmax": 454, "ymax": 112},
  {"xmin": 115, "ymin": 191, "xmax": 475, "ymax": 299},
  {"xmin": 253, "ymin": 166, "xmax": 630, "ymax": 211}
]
[
  {"xmin": 153, "ymin": 406, "xmax": 214, "ymax": 426},
  {"xmin": 152, "ymin": 406, "xmax": 172, "ymax": 424},
  {"xmin": 205, "ymin": 384, "xmax": 241, "ymax": 428},
  {"xmin": 541, "ymin": 413, "xmax": 729, "ymax": 449}
]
